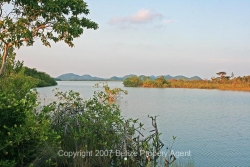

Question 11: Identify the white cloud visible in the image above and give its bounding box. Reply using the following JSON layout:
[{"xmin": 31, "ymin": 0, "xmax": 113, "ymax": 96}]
[
  {"xmin": 109, "ymin": 9, "xmax": 175, "ymax": 29},
  {"xmin": 130, "ymin": 9, "xmax": 162, "ymax": 23}
]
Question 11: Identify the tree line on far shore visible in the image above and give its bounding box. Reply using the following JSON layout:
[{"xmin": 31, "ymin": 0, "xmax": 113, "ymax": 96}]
[{"xmin": 123, "ymin": 73, "xmax": 250, "ymax": 91}]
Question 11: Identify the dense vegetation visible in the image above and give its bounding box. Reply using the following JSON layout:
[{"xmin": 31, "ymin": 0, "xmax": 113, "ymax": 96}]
[
  {"xmin": 0, "ymin": 69, "xmax": 179, "ymax": 167},
  {"xmin": 0, "ymin": 49, "xmax": 57, "ymax": 87},
  {"xmin": 23, "ymin": 67, "xmax": 57, "ymax": 87},
  {"xmin": 0, "ymin": 72, "xmax": 59, "ymax": 166},
  {"xmin": 123, "ymin": 75, "xmax": 250, "ymax": 91}
]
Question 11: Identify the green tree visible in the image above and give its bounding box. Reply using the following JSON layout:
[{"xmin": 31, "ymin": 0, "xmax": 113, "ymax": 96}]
[
  {"xmin": 23, "ymin": 66, "xmax": 57, "ymax": 87},
  {"xmin": 0, "ymin": 47, "xmax": 59, "ymax": 166},
  {"xmin": 123, "ymin": 76, "xmax": 142, "ymax": 87},
  {"xmin": 0, "ymin": 74, "xmax": 59, "ymax": 167},
  {"xmin": 0, "ymin": 47, "xmax": 57, "ymax": 87},
  {"xmin": 153, "ymin": 76, "xmax": 169, "ymax": 88},
  {"xmin": 0, "ymin": 0, "xmax": 98, "ymax": 75}
]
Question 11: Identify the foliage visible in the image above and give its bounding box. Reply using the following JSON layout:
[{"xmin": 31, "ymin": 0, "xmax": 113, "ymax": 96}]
[
  {"xmin": 23, "ymin": 66, "xmax": 57, "ymax": 87},
  {"xmin": 0, "ymin": 48, "xmax": 57, "ymax": 87},
  {"xmin": 123, "ymin": 74, "xmax": 250, "ymax": 91},
  {"xmin": 34, "ymin": 88, "xmax": 176, "ymax": 167},
  {"xmin": 0, "ymin": 51, "xmax": 58, "ymax": 166},
  {"xmin": 94, "ymin": 82, "xmax": 128, "ymax": 101},
  {"xmin": 123, "ymin": 76, "xmax": 143, "ymax": 87},
  {"xmin": 216, "ymin": 71, "xmax": 226, "ymax": 77},
  {"xmin": 0, "ymin": 0, "xmax": 98, "ymax": 75},
  {"xmin": 0, "ymin": 73, "xmax": 59, "ymax": 167}
]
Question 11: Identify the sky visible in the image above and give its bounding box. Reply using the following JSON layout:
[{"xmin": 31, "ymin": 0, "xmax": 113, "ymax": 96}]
[{"xmin": 16, "ymin": 0, "xmax": 250, "ymax": 79}]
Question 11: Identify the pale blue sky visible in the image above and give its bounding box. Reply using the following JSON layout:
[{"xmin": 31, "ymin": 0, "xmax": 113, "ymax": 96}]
[{"xmin": 16, "ymin": 0, "xmax": 250, "ymax": 78}]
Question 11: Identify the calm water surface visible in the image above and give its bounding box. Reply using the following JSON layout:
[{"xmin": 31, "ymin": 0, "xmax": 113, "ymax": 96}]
[{"xmin": 37, "ymin": 81, "xmax": 250, "ymax": 167}]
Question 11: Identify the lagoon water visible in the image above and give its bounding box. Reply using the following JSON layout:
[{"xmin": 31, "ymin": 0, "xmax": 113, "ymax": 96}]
[{"xmin": 37, "ymin": 81, "xmax": 250, "ymax": 167}]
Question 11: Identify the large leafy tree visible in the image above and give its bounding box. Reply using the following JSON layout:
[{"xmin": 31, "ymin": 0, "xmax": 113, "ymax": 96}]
[{"xmin": 0, "ymin": 0, "xmax": 98, "ymax": 75}]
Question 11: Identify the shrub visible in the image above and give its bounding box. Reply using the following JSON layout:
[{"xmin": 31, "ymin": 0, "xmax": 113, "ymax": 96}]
[
  {"xmin": 36, "ymin": 88, "xmax": 177, "ymax": 167},
  {"xmin": 123, "ymin": 76, "xmax": 142, "ymax": 87},
  {"xmin": 94, "ymin": 82, "xmax": 128, "ymax": 101},
  {"xmin": 0, "ymin": 74, "xmax": 59, "ymax": 167}
]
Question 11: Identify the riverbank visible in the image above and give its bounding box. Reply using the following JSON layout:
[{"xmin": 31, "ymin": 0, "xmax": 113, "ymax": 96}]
[{"xmin": 123, "ymin": 76, "xmax": 250, "ymax": 92}]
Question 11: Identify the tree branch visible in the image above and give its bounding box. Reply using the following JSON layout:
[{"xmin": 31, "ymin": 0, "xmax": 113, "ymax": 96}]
[
  {"xmin": 0, "ymin": 4, "xmax": 2, "ymax": 17},
  {"xmin": 18, "ymin": 24, "xmax": 51, "ymax": 43},
  {"xmin": 0, "ymin": 44, "xmax": 10, "ymax": 76}
]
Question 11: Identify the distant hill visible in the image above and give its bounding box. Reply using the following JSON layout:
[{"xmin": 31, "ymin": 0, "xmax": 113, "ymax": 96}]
[
  {"xmin": 57, "ymin": 73, "xmax": 105, "ymax": 81},
  {"xmin": 190, "ymin": 76, "xmax": 202, "ymax": 80},
  {"xmin": 56, "ymin": 73, "xmax": 202, "ymax": 81}
]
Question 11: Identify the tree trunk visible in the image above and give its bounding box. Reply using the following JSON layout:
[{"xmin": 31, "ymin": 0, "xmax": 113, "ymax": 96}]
[{"xmin": 0, "ymin": 44, "xmax": 9, "ymax": 76}]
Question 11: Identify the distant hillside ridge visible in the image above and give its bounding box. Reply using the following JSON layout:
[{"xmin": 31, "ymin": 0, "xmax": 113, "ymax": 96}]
[{"xmin": 56, "ymin": 73, "xmax": 202, "ymax": 81}]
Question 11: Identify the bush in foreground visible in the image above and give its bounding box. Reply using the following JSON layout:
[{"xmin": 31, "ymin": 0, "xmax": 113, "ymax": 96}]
[
  {"xmin": 0, "ymin": 74, "xmax": 59, "ymax": 167},
  {"xmin": 37, "ymin": 89, "xmax": 177, "ymax": 167},
  {"xmin": 0, "ymin": 75, "xmax": 178, "ymax": 166}
]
